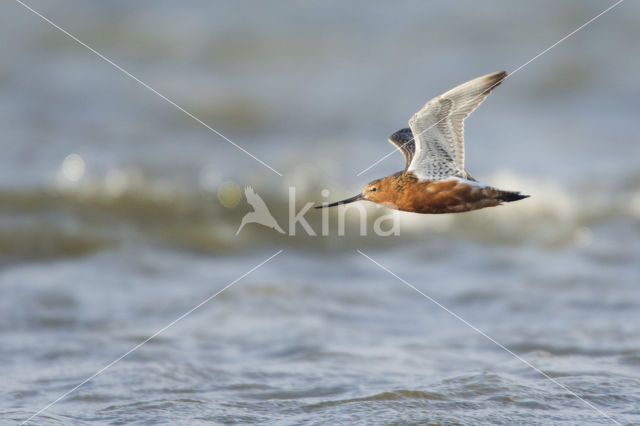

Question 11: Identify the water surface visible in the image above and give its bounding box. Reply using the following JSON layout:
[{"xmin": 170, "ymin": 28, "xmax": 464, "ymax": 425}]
[{"xmin": 1, "ymin": 1, "xmax": 639, "ymax": 424}]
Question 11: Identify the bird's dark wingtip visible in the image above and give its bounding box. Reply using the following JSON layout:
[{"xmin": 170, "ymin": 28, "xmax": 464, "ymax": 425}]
[{"xmin": 488, "ymin": 70, "xmax": 508, "ymax": 88}]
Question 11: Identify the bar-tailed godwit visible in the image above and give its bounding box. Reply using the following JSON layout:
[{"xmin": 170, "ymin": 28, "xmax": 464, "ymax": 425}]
[{"xmin": 317, "ymin": 71, "xmax": 528, "ymax": 214}]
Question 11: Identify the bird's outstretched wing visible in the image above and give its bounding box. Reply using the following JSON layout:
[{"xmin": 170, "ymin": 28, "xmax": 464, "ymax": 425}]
[
  {"xmin": 406, "ymin": 70, "xmax": 507, "ymax": 181},
  {"xmin": 388, "ymin": 128, "xmax": 415, "ymax": 172},
  {"xmin": 244, "ymin": 186, "xmax": 269, "ymax": 211}
]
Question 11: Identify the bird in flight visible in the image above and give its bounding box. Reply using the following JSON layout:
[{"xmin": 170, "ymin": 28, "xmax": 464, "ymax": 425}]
[
  {"xmin": 317, "ymin": 71, "xmax": 528, "ymax": 214},
  {"xmin": 236, "ymin": 187, "xmax": 285, "ymax": 235}
]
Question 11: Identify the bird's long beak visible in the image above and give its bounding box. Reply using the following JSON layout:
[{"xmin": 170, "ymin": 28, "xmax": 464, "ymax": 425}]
[{"xmin": 315, "ymin": 194, "xmax": 363, "ymax": 209}]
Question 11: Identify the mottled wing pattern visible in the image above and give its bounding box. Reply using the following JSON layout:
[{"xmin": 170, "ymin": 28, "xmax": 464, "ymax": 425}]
[
  {"xmin": 388, "ymin": 127, "xmax": 415, "ymax": 171},
  {"xmin": 407, "ymin": 71, "xmax": 507, "ymax": 181}
]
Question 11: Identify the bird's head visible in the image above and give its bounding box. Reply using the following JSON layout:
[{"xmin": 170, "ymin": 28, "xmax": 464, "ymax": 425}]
[
  {"xmin": 315, "ymin": 177, "xmax": 394, "ymax": 209},
  {"xmin": 362, "ymin": 178, "xmax": 388, "ymax": 204}
]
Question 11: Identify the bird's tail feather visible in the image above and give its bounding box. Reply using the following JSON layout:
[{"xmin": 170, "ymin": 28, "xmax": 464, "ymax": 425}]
[{"xmin": 498, "ymin": 190, "xmax": 529, "ymax": 203}]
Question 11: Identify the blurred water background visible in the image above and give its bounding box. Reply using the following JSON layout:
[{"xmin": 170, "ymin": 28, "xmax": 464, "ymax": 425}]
[{"xmin": 1, "ymin": 1, "xmax": 639, "ymax": 424}]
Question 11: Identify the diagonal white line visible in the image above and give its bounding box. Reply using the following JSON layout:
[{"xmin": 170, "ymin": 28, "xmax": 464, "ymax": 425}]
[
  {"xmin": 19, "ymin": 249, "xmax": 284, "ymax": 426},
  {"xmin": 356, "ymin": 0, "xmax": 625, "ymax": 177},
  {"xmin": 14, "ymin": 0, "xmax": 283, "ymax": 177},
  {"xmin": 509, "ymin": 0, "xmax": 625, "ymax": 76},
  {"xmin": 357, "ymin": 250, "xmax": 622, "ymax": 426}
]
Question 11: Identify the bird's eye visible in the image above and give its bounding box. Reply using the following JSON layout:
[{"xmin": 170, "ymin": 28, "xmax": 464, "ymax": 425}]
[{"xmin": 370, "ymin": 187, "xmax": 377, "ymax": 192}]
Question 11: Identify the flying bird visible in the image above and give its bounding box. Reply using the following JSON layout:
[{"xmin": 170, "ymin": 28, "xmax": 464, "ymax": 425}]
[
  {"xmin": 236, "ymin": 187, "xmax": 285, "ymax": 235},
  {"xmin": 317, "ymin": 71, "xmax": 528, "ymax": 214}
]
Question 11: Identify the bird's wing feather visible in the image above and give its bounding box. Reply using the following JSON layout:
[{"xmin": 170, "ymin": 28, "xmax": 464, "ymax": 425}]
[
  {"xmin": 407, "ymin": 71, "xmax": 507, "ymax": 181},
  {"xmin": 245, "ymin": 186, "xmax": 269, "ymax": 211},
  {"xmin": 387, "ymin": 128, "xmax": 415, "ymax": 171},
  {"xmin": 244, "ymin": 186, "xmax": 256, "ymax": 200}
]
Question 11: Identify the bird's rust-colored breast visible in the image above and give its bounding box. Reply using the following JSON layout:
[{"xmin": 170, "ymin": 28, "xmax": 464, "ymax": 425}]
[{"xmin": 391, "ymin": 176, "xmax": 501, "ymax": 214}]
